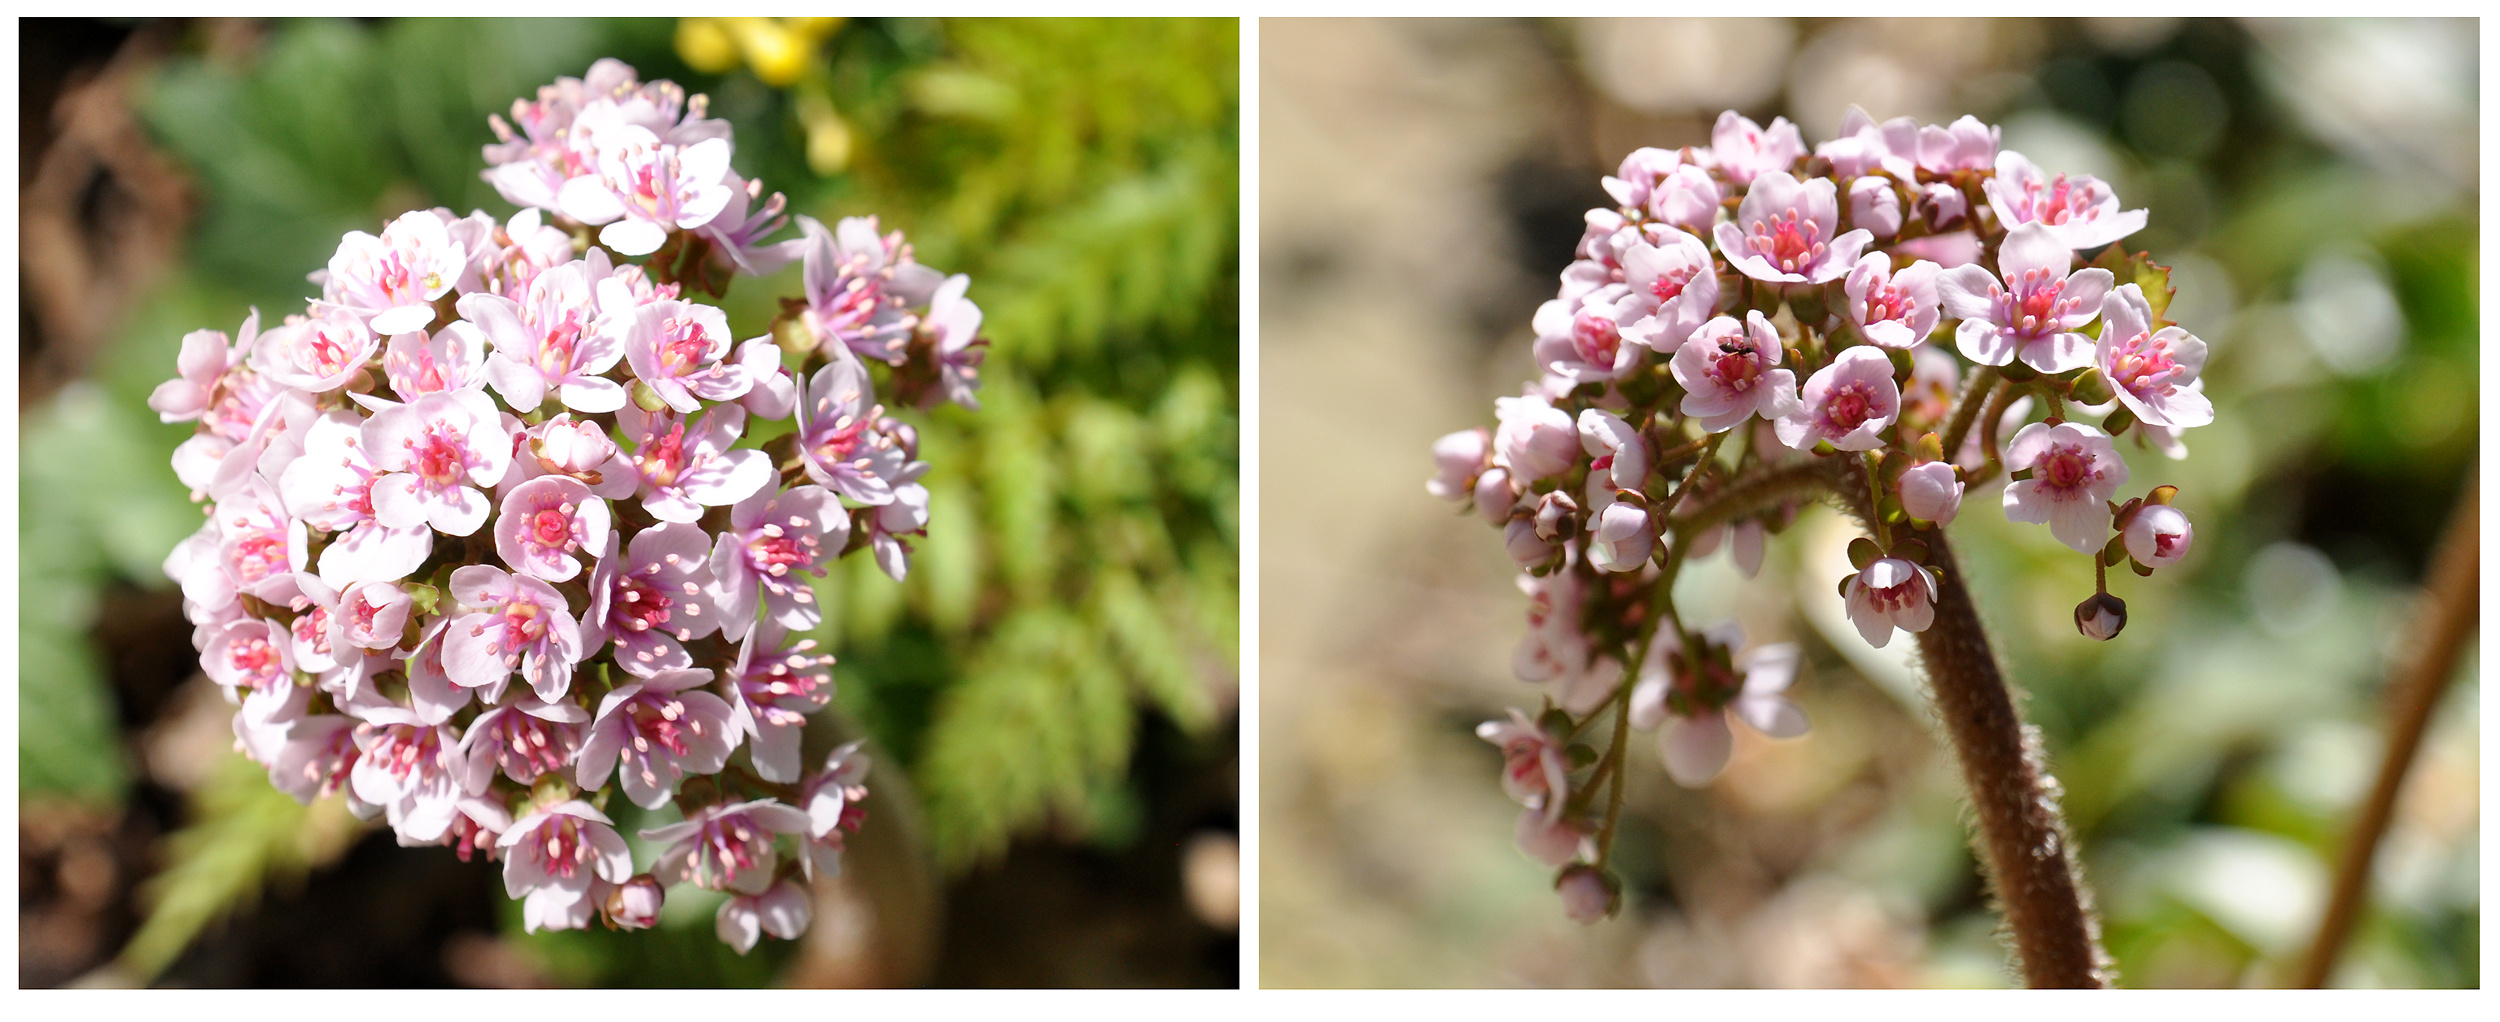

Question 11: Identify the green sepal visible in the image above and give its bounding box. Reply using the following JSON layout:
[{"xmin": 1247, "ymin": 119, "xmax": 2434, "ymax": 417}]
[
  {"xmin": 1847, "ymin": 537, "xmax": 1880, "ymax": 571},
  {"xmin": 1566, "ymin": 743, "xmax": 1598, "ymax": 770},
  {"xmin": 2087, "ymin": 245, "xmax": 2178, "ymax": 325},
  {"xmin": 2101, "ymin": 534, "xmax": 2129, "ymax": 567},
  {"xmin": 2103, "ymin": 406, "xmax": 2136, "ymax": 436}
]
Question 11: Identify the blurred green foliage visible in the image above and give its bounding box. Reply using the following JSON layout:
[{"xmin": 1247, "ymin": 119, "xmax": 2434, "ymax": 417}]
[{"xmin": 18, "ymin": 16, "xmax": 1234, "ymax": 983}]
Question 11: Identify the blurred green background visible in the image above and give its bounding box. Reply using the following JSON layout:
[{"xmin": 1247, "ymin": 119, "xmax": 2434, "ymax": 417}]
[
  {"xmin": 20, "ymin": 16, "xmax": 1237, "ymax": 987},
  {"xmin": 1260, "ymin": 17, "xmax": 2474, "ymax": 987}
]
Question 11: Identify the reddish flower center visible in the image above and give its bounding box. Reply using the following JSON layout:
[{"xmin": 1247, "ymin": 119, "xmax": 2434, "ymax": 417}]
[
  {"xmin": 1649, "ymin": 265, "xmax": 1696, "ymax": 304},
  {"xmin": 2037, "ymin": 444, "xmax": 2095, "ymax": 493},
  {"xmin": 1748, "ymin": 209, "xmax": 1826, "ymax": 275},
  {"xmin": 636, "ymin": 423, "xmax": 688, "ymax": 487},
  {"xmin": 1571, "ymin": 312, "xmax": 1621, "ymax": 367},
  {"xmin": 2107, "ymin": 330, "xmax": 2182, "ymax": 396},
  {"xmin": 1820, "ymin": 382, "xmax": 1878, "ymax": 434},
  {"xmin": 1711, "ymin": 342, "xmax": 1763, "ymax": 392}
]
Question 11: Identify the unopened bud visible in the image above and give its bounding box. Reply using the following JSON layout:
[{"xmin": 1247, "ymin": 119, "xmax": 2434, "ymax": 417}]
[
  {"xmin": 1533, "ymin": 491, "xmax": 1580, "ymax": 543},
  {"xmin": 2074, "ymin": 592, "xmax": 2127, "ymax": 641},
  {"xmin": 605, "ymin": 874, "xmax": 665, "ymax": 930},
  {"xmin": 1556, "ymin": 864, "xmax": 1617, "ymax": 925}
]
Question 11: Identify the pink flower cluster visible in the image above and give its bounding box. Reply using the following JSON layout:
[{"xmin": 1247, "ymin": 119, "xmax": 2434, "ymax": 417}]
[
  {"xmin": 1435, "ymin": 106, "xmax": 2212, "ymax": 923},
  {"xmin": 151, "ymin": 61, "xmax": 973, "ymax": 952}
]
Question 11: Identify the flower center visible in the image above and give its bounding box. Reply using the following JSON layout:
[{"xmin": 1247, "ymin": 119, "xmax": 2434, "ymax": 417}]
[
  {"xmin": 613, "ymin": 570, "xmax": 675, "ymax": 634},
  {"xmin": 1649, "ymin": 265, "xmax": 1695, "ymax": 304},
  {"xmin": 659, "ymin": 315, "xmax": 713, "ymax": 376},
  {"xmin": 1863, "ymin": 281, "xmax": 1908, "ymax": 325},
  {"xmin": 409, "ymin": 425, "xmax": 469, "ymax": 485},
  {"xmin": 1571, "ymin": 312, "xmax": 1621, "ymax": 367},
  {"xmin": 636, "ymin": 423, "xmax": 687, "ymax": 488},
  {"xmin": 1993, "ymin": 271, "xmax": 2080, "ymax": 338},
  {"xmin": 2108, "ymin": 330, "xmax": 2180, "ymax": 397},
  {"xmin": 530, "ymin": 506, "xmax": 577, "ymax": 551},
  {"xmin": 1821, "ymin": 382, "xmax": 1877, "ymax": 433},
  {"xmin": 229, "ymin": 634, "xmax": 286, "ymax": 690},
  {"xmin": 1711, "ymin": 342, "xmax": 1762, "ymax": 392},
  {"xmin": 1748, "ymin": 209, "xmax": 1826, "ymax": 275},
  {"xmin": 2038, "ymin": 444, "xmax": 2094, "ymax": 492}
]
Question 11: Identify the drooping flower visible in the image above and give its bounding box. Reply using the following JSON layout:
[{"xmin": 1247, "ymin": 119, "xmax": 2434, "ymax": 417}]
[
  {"xmin": 1476, "ymin": 708, "xmax": 1570, "ymax": 810},
  {"xmin": 716, "ymin": 881, "xmax": 812, "ymax": 955},
  {"xmin": 497, "ymin": 801, "xmax": 634, "ymax": 933},
  {"xmin": 1937, "ymin": 222, "xmax": 2115, "ymax": 374},
  {"xmin": 458, "ymin": 694, "xmax": 590, "ymax": 790},
  {"xmin": 442, "ymin": 564, "xmax": 584, "ymax": 703},
  {"xmin": 917, "ymin": 273, "xmax": 987, "ymax": 410},
  {"xmin": 1842, "ymin": 556, "xmax": 1941, "ymax": 648},
  {"xmin": 1775, "ymin": 346, "xmax": 1901, "ymax": 452},
  {"xmin": 797, "ymin": 214, "xmax": 941, "ymax": 364},
  {"xmin": 363, "ymin": 390, "xmax": 515, "ymax": 537},
  {"xmin": 1982, "ymin": 150, "xmax": 2147, "ymax": 252},
  {"xmin": 578, "ymin": 668, "xmax": 739, "ymax": 810},
  {"xmin": 1627, "ymin": 623, "xmax": 1806, "ymax": 787},
  {"xmin": 793, "ymin": 352, "xmax": 910, "ymax": 505},
  {"xmin": 866, "ymin": 479, "xmax": 929, "ymax": 582},
  {"xmin": 1671, "ymin": 312, "xmax": 1802, "ymax": 434},
  {"xmin": 582, "ymin": 522, "xmax": 721, "ymax": 677},
  {"xmin": 1714, "ymin": 172, "xmax": 1872, "ymax": 286},
  {"xmin": 1685, "ymin": 516, "xmax": 1768, "ymax": 579},
  {"xmin": 1898, "ymin": 461, "xmax": 1964, "ymax": 525},
  {"xmin": 2003, "ymin": 421, "xmax": 2130, "ymax": 553},
  {"xmin": 1844, "ymin": 253, "xmax": 1942, "ymax": 350},
  {"xmin": 2096, "ymin": 283, "xmax": 2214, "ymax": 430},
  {"xmin": 1708, "ymin": 111, "xmax": 1805, "ymax": 186},
  {"xmin": 347, "ymin": 713, "xmax": 468, "ymax": 844},
  {"xmin": 1514, "ymin": 571, "xmax": 1619, "ymax": 715},
  {"xmin": 722, "ymin": 620, "xmax": 837, "ymax": 783},
  {"xmin": 2123, "ymin": 504, "xmax": 2194, "ymax": 568},
  {"xmin": 798, "ymin": 742, "xmax": 871, "ymax": 881},
  {"xmin": 711, "ymin": 484, "xmax": 847, "ymax": 641},
  {"xmin": 643, "ymin": 798, "xmax": 811, "ymax": 894}
]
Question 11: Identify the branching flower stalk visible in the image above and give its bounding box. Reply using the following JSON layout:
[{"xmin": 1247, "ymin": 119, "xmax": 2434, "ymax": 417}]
[
  {"xmin": 1444, "ymin": 107, "xmax": 2214, "ymax": 983},
  {"xmin": 149, "ymin": 60, "xmax": 988, "ymax": 954}
]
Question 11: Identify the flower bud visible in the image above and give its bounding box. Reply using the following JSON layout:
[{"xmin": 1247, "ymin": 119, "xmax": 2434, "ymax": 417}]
[
  {"xmin": 1428, "ymin": 430, "xmax": 1490, "ymax": 502},
  {"xmin": 605, "ymin": 874, "xmax": 665, "ymax": 930},
  {"xmin": 532, "ymin": 415, "xmax": 619, "ymax": 477},
  {"xmin": 1504, "ymin": 518, "xmax": 1554, "ymax": 567},
  {"xmin": 1533, "ymin": 491, "xmax": 1580, "ymax": 543},
  {"xmin": 2074, "ymin": 592, "xmax": 2127, "ymax": 641},
  {"xmin": 1898, "ymin": 461, "xmax": 1963, "ymax": 525},
  {"xmin": 1474, "ymin": 467, "xmax": 1516, "ymax": 524},
  {"xmin": 2122, "ymin": 504, "xmax": 2192, "ymax": 569},
  {"xmin": 1557, "ymin": 864, "xmax": 1614, "ymax": 925},
  {"xmin": 1848, "ymin": 176, "xmax": 1901, "ymax": 238}
]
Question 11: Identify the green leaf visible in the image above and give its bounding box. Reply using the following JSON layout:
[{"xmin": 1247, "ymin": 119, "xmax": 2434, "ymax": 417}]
[{"xmin": 2089, "ymin": 245, "xmax": 2178, "ymax": 325}]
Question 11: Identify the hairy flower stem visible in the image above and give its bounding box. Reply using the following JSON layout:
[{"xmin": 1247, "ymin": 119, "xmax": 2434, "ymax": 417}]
[
  {"xmin": 2294, "ymin": 475, "xmax": 2478, "ymax": 988},
  {"xmin": 1938, "ymin": 365, "xmax": 1999, "ymax": 460},
  {"xmin": 1668, "ymin": 459, "xmax": 1837, "ymax": 540},
  {"xmin": 1842, "ymin": 465, "xmax": 2106, "ymax": 988}
]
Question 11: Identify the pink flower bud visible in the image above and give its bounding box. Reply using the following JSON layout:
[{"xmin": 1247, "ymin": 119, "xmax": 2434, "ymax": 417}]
[
  {"xmin": 2123, "ymin": 504, "xmax": 2193, "ymax": 569},
  {"xmin": 1474, "ymin": 467, "xmax": 1516, "ymax": 524},
  {"xmin": 1557, "ymin": 865, "xmax": 1612, "ymax": 925},
  {"xmin": 1898, "ymin": 461, "xmax": 1963, "ymax": 525},
  {"xmin": 1504, "ymin": 518, "xmax": 1554, "ymax": 567},
  {"xmin": 1533, "ymin": 491, "xmax": 1579, "ymax": 543},
  {"xmin": 1848, "ymin": 176, "xmax": 1901, "ymax": 238},
  {"xmin": 2075, "ymin": 592, "xmax": 2127, "ymax": 641},
  {"xmin": 605, "ymin": 874, "xmax": 665, "ymax": 930},
  {"xmin": 1427, "ymin": 428, "xmax": 1489, "ymax": 501},
  {"xmin": 533, "ymin": 414, "xmax": 620, "ymax": 476}
]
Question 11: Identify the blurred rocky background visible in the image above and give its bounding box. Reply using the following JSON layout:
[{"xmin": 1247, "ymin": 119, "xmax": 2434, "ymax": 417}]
[{"xmin": 1259, "ymin": 17, "xmax": 2474, "ymax": 988}]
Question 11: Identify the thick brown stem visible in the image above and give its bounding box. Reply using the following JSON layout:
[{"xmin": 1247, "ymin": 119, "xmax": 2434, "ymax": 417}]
[
  {"xmin": 1915, "ymin": 532, "xmax": 2108, "ymax": 987},
  {"xmin": 2293, "ymin": 474, "xmax": 2478, "ymax": 988}
]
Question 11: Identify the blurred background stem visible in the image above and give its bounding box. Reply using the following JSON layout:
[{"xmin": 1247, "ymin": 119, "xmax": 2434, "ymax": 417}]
[{"xmin": 2293, "ymin": 472, "xmax": 2477, "ymax": 988}]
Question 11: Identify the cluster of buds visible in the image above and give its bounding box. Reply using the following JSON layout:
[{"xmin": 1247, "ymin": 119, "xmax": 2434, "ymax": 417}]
[
  {"xmin": 1437, "ymin": 107, "xmax": 2209, "ymax": 923},
  {"xmin": 150, "ymin": 60, "xmax": 972, "ymax": 952}
]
